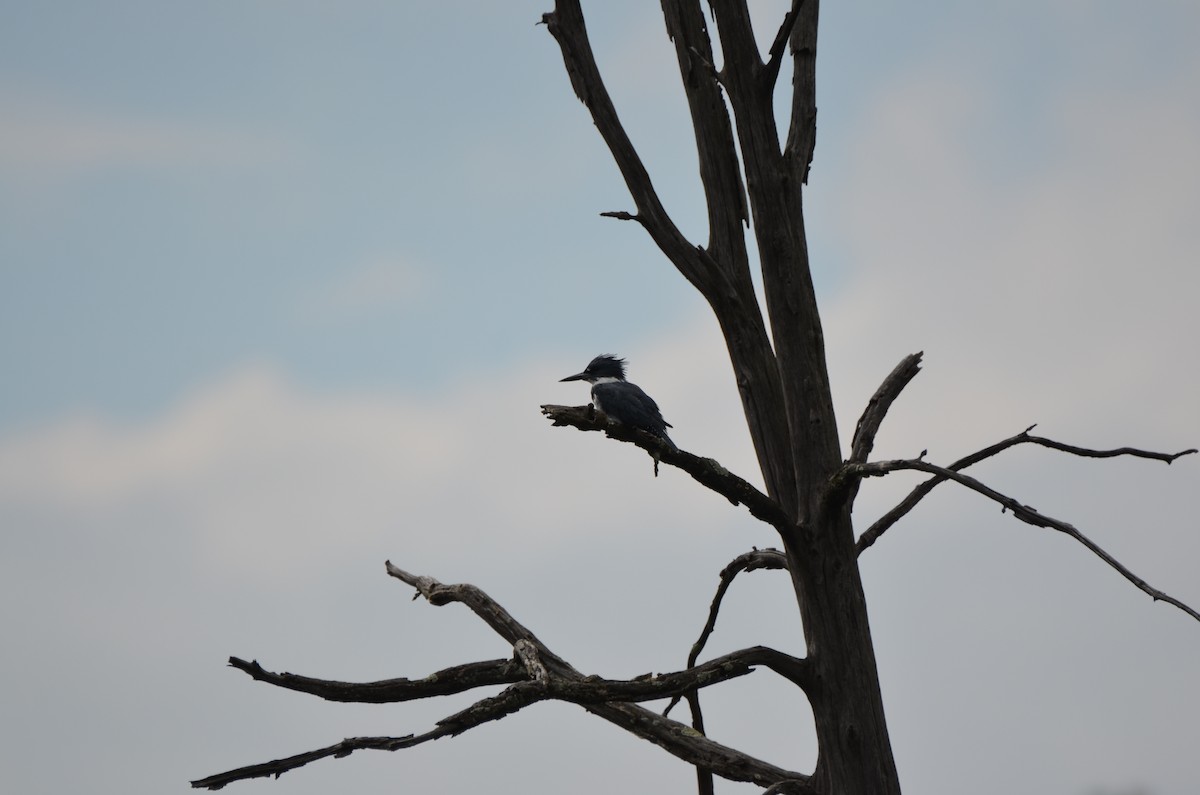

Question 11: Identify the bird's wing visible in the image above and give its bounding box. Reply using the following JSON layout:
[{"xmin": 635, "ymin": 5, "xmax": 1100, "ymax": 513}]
[{"xmin": 592, "ymin": 382, "xmax": 672, "ymax": 434}]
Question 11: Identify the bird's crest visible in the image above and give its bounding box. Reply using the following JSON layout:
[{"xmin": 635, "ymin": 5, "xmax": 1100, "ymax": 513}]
[{"xmin": 586, "ymin": 354, "xmax": 626, "ymax": 380}]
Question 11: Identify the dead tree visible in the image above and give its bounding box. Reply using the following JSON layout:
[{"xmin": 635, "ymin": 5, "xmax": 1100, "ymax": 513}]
[{"xmin": 192, "ymin": 1, "xmax": 1196, "ymax": 793}]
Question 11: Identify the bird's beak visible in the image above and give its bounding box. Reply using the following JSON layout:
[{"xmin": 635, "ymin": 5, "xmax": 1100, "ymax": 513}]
[{"xmin": 560, "ymin": 371, "xmax": 588, "ymax": 383}]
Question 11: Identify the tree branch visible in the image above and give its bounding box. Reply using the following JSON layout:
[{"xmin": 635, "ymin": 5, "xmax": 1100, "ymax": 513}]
[
  {"xmin": 782, "ymin": 0, "xmax": 819, "ymax": 182},
  {"xmin": 196, "ymin": 564, "xmax": 816, "ymax": 790},
  {"xmin": 391, "ymin": 562, "xmax": 813, "ymax": 792},
  {"xmin": 541, "ymin": 403, "xmax": 791, "ymax": 530},
  {"xmin": 855, "ymin": 426, "xmax": 1196, "ymax": 554},
  {"xmin": 710, "ymin": 0, "xmax": 841, "ymax": 511},
  {"xmin": 665, "ymin": 549, "xmax": 798, "ymax": 720},
  {"xmin": 848, "ymin": 352, "xmax": 924, "ymax": 466},
  {"xmin": 542, "ymin": 0, "xmax": 717, "ymax": 294},
  {"xmin": 658, "ymin": 0, "xmax": 750, "ymax": 264},
  {"xmin": 225, "ymin": 646, "xmax": 802, "ymax": 714},
  {"xmin": 763, "ymin": 0, "xmax": 805, "ymax": 89},
  {"xmin": 688, "ymin": 549, "xmax": 792, "ymax": 667},
  {"xmin": 191, "ymin": 678, "xmax": 552, "ymax": 789},
  {"xmin": 226, "ymin": 655, "xmax": 525, "ymax": 703},
  {"xmin": 846, "ymin": 457, "xmax": 1200, "ymax": 622},
  {"xmin": 583, "ymin": 701, "xmax": 814, "ymax": 793}
]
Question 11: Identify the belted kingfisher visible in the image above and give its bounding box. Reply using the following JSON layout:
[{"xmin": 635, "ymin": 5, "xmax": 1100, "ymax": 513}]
[{"xmin": 560, "ymin": 354, "xmax": 677, "ymax": 450}]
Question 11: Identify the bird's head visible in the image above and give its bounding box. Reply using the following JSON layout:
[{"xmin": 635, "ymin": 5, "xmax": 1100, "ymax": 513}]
[{"xmin": 560, "ymin": 354, "xmax": 627, "ymax": 384}]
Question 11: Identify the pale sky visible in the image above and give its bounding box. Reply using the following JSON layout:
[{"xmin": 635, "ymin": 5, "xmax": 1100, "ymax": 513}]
[{"xmin": 2, "ymin": 2, "xmax": 1198, "ymax": 794}]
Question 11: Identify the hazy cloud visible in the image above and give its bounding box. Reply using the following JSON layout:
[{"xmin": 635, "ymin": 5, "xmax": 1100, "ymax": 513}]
[{"xmin": 0, "ymin": 88, "xmax": 299, "ymax": 183}]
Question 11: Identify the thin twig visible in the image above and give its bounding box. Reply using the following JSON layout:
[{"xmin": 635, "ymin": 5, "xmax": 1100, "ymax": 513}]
[{"xmin": 685, "ymin": 689, "xmax": 714, "ymax": 795}]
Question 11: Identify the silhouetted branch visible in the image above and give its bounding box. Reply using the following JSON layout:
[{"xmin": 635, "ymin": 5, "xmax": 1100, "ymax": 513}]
[
  {"xmin": 390, "ymin": 562, "xmax": 813, "ymax": 792},
  {"xmin": 223, "ymin": 646, "xmax": 802, "ymax": 716},
  {"xmin": 192, "ymin": 736, "xmax": 414, "ymax": 790},
  {"xmin": 541, "ymin": 403, "xmax": 791, "ymax": 530},
  {"xmin": 848, "ymin": 352, "xmax": 924, "ymax": 466},
  {"xmin": 191, "ymin": 677, "xmax": 551, "ymax": 789},
  {"xmin": 542, "ymin": 0, "xmax": 718, "ymax": 295},
  {"xmin": 846, "ymin": 457, "xmax": 1200, "ymax": 622},
  {"xmin": 599, "ymin": 209, "xmax": 638, "ymax": 222},
  {"xmin": 688, "ymin": 549, "xmax": 793, "ymax": 669},
  {"xmin": 1026, "ymin": 435, "xmax": 1196, "ymax": 463},
  {"xmin": 583, "ymin": 701, "xmax": 814, "ymax": 793},
  {"xmin": 764, "ymin": 0, "xmax": 805, "ymax": 88},
  {"xmin": 666, "ymin": 548, "xmax": 794, "ymax": 719},
  {"xmin": 782, "ymin": 0, "xmax": 819, "ymax": 182},
  {"xmin": 855, "ymin": 426, "xmax": 1196, "ymax": 554},
  {"xmin": 226, "ymin": 655, "xmax": 525, "ymax": 703},
  {"xmin": 195, "ymin": 563, "xmax": 815, "ymax": 791}
]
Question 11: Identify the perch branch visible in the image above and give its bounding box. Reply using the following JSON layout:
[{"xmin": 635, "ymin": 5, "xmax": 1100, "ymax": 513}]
[
  {"xmin": 541, "ymin": 404, "xmax": 791, "ymax": 531},
  {"xmin": 855, "ymin": 426, "xmax": 1196, "ymax": 554},
  {"xmin": 846, "ymin": 457, "xmax": 1200, "ymax": 622}
]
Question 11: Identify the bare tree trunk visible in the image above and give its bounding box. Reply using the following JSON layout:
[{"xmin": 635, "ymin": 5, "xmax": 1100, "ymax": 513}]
[{"xmin": 551, "ymin": 2, "xmax": 901, "ymax": 791}]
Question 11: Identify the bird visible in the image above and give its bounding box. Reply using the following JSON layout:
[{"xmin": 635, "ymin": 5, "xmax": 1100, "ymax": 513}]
[{"xmin": 560, "ymin": 354, "xmax": 677, "ymax": 450}]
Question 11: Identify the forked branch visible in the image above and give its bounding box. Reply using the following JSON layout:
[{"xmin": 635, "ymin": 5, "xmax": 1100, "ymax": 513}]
[
  {"xmin": 855, "ymin": 427, "xmax": 1196, "ymax": 554},
  {"xmin": 845, "ymin": 456, "xmax": 1200, "ymax": 622},
  {"xmin": 192, "ymin": 562, "xmax": 814, "ymax": 792},
  {"xmin": 764, "ymin": 0, "xmax": 806, "ymax": 88},
  {"xmin": 541, "ymin": 0, "xmax": 718, "ymax": 295}
]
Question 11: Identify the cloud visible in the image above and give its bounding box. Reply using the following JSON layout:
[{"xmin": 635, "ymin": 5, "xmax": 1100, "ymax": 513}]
[
  {"xmin": 0, "ymin": 335, "xmax": 759, "ymax": 589},
  {"xmin": 0, "ymin": 87, "xmax": 299, "ymax": 184},
  {"xmin": 1, "ymin": 290, "xmax": 1195, "ymax": 795},
  {"xmin": 2, "ymin": 6, "xmax": 1198, "ymax": 793},
  {"xmin": 293, "ymin": 256, "xmax": 431, "ymax": 323},
  {"xmin": 821, "ymin": 58, "xmax": 1200, "ymax": 456}
]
